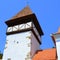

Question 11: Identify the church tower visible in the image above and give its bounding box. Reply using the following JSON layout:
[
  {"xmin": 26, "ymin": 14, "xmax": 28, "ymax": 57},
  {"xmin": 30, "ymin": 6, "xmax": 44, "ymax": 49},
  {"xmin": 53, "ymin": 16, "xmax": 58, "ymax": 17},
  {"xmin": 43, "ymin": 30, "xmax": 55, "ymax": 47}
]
[
  {"xmin": 51, "ymin": 27, "xmax": 60, "ymax": 60},
  {"xmin": 2, "ymin": 6, "xmax": 44, "ymax": 60}
]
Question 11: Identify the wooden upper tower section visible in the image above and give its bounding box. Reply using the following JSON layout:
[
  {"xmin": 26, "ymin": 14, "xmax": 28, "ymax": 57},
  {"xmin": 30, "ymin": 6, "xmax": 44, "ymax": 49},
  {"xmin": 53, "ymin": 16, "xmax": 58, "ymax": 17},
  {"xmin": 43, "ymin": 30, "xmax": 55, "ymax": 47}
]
[{"xmin": 5, "ymin": 6, "xmax": 44, "ymax": 36}]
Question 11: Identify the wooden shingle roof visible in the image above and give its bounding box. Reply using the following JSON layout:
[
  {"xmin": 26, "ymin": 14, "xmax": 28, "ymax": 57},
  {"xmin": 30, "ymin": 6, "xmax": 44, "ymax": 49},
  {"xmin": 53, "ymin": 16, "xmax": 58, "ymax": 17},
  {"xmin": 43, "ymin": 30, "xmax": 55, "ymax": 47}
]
[{"xmin": 11, "ymin": 6, "xmax": 32, "ymax": 19}]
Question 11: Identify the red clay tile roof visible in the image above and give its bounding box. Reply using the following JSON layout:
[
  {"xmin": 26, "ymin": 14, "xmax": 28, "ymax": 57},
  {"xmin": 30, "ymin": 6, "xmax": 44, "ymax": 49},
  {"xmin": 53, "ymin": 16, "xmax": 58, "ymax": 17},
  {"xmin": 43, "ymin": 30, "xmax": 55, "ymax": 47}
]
[{"xmin": 32, "ymin": 48, "xmax": 57, "ymax": 60}]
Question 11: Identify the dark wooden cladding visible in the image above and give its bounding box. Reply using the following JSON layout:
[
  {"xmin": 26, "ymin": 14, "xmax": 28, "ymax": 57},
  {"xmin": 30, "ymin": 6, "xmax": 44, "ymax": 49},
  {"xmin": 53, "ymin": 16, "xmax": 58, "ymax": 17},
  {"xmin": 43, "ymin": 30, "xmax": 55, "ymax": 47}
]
[
  {"xmin": 6, "ymin": 28, "xmax": 41, "ymax": 44},
  {"xmin": 31, "ymin": 29, "xmax": 41, "ymax": 44},
  {"xmin": 5, "ymin": 13, "xmax": 44, "ymax": 36}
]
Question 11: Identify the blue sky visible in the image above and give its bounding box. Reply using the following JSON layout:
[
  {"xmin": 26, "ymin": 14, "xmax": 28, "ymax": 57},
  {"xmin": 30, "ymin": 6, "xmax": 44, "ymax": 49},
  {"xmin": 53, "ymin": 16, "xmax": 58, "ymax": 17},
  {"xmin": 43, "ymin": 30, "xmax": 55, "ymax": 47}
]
[{"xmin": 0, "ymin": 0, "xmax": 60, "ymax": 53}]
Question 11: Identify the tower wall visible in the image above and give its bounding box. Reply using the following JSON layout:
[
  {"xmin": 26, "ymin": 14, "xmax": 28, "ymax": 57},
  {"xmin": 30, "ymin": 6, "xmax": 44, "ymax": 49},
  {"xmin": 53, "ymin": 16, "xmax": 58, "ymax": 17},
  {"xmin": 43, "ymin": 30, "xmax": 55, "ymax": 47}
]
[
  {"xmin": 2, "ymin": 31, "xmax": 40, "ymax": 60},
  {"xmin": 55, "ymin": 34, "xmax": 60, "ymax": 60},
  {"xmin": 31, "ymin": 32, "xmax": 40, "ymax": 58},
  {"xmin": 2, "ymin": 31, "xmax": 31, "ymax": 60},
  {"xmin": 56, "ymin": 42, "xmax": 60, "ymax": 60}
]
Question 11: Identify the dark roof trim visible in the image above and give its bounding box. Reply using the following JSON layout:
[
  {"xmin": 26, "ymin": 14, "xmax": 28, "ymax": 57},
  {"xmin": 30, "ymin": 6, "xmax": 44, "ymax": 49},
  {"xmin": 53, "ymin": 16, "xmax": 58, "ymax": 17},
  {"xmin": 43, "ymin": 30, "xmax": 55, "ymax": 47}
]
[
  {"xmin": 51, "ymin": 35, "xmax": 56, "ymax": 46},
  {"xmin": 5, "ymin": 13, "xmax": 44, "ymax": 36}
]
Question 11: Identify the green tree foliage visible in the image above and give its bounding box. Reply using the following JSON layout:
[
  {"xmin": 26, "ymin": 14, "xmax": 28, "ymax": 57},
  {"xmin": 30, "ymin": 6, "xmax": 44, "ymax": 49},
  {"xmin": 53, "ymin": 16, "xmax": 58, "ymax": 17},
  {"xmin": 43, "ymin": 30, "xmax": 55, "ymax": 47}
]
[
  {"xmin": 0, "ymin": 51, "xmax": 3, "ymax": 59},
  {"xmin": 0, "ymin": 54, "xmax": 3, "ymax": 59}
]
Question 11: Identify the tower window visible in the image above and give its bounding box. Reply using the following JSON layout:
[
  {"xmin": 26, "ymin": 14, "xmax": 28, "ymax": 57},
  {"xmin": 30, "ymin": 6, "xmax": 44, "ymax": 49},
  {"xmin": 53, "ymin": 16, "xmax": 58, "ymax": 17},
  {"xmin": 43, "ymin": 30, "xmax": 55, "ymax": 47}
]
[
  {"xmin": 14, "ymin": 40, "xmax": 15, "ymax": 43},
  {"xmin": 6, "ymin": 42, "xmax": 8, "ymax": 44},
  {"xmin": 17, "ymin": 41, "xmax": 19, "ymax": 44},
  {"xmin": 8, "ymin": 58, "xmax": 11, "ymax": 60}
]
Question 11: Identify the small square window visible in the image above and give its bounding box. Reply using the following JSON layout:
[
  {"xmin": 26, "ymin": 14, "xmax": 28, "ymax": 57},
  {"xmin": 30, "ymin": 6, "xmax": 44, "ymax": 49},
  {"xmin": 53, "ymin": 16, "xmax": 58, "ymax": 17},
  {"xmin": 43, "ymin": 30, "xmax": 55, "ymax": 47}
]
[
  {"xmin": 8, "ymin": 58, "xmax": 11, "ymax": 60},
  {"xmin": 4, "ymin": 47, "xmax": 7, "ymax": 49}
]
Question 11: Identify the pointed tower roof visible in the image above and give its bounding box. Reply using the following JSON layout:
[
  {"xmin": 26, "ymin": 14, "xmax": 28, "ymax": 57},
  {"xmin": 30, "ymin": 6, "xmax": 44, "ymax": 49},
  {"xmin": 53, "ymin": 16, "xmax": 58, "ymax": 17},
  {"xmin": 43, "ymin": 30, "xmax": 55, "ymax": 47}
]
[
  {"xmin": 11, "ymin": 6, "xmax": 32, "ymax": 19},
  {"xmin": 57, "ymin": 27, "xmax": 60, "ymax": 33},
  {"xmin": 54, "ymin": 27, "xmax": 60, "ymax": 34}
]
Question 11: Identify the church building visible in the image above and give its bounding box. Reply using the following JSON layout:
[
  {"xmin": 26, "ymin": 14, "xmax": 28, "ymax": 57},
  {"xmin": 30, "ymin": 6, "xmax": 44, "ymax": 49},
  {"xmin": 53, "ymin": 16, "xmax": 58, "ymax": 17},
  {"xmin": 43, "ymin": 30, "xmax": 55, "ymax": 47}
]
[
  {"xmin": 2, "ymin": 6, "xmax": 44, "ymax": 60},
  {"xmin": 2, "ymin": 6, "xmax": 58, "ymax": 60},
  {"xmin": 51, "ymin": 27, "xmax": 60, "ymax": 60}
]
